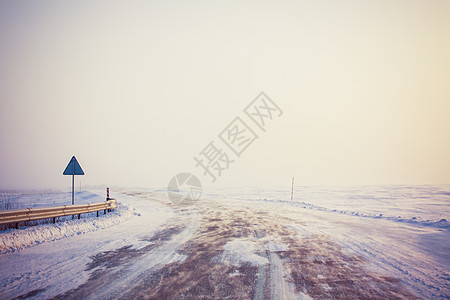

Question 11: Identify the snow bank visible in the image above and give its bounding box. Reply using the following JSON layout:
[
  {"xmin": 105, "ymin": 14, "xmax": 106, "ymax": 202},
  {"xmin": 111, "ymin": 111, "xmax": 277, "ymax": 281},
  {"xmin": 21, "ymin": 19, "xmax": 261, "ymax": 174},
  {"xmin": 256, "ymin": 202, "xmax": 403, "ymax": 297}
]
[
  {"xmin": 270, "ymin": 199, "xmax": 450, "ymax": 228},
  {"xmin": 0, "ymin": 202, "xmax": 138, "ymax": 254}
]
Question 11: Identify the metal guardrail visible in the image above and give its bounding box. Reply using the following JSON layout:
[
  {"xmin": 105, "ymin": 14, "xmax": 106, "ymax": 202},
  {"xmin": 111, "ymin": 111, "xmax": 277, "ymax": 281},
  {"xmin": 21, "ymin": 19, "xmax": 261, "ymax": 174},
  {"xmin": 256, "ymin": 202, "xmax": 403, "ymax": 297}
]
[{"xmin": 0, "ymin": 199, "xmax": 118, "ymax": 229}]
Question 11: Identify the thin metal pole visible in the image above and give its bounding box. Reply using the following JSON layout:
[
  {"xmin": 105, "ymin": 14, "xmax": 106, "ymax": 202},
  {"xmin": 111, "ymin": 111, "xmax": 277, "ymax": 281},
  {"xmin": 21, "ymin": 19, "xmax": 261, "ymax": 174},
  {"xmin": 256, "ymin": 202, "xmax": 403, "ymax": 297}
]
[
  {"xmin": 72, "ymin": 157, "xmax": 75, "ymax": 205},
  {"xmin": 72, "ymin": 174, "xmax": 74, "ymax": 205},
  {"xmin": 291, "ymin": 177, "xmax": 294, "ymax": 201}
]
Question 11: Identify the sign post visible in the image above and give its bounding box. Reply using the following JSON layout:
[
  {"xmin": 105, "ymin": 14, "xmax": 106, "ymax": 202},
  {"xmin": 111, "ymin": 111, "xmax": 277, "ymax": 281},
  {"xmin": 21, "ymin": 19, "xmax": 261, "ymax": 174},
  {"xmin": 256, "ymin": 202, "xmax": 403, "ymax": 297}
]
[
  {"xmin": 291, "ymin": 177, "xmax": 294, "ymax": 201},
  {"xmin": 63, "ymin": 156, "xmax": 85, "ymax": 205}
]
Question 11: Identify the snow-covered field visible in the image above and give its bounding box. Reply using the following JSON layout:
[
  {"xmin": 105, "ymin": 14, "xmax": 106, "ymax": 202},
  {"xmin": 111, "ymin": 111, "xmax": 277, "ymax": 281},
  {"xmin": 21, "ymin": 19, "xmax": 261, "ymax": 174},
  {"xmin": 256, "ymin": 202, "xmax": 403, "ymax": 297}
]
[
  {"xmin": 0, "ymin": 185, "xmax": 449, "ymax": 299},
  {"xmin": 204, "ymin": 185, "xmax": 450, "ymax": 228},
  {"xmin": 0, "ymin": 191, "xmax": 105, "ymax": 210}
]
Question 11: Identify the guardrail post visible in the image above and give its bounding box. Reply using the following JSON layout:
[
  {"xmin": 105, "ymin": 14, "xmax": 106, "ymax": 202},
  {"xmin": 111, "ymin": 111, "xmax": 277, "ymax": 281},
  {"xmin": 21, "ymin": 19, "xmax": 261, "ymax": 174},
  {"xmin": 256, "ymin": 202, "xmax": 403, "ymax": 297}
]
[
  {"xmin": 53, "ymin": 217, "xmax": 56, "ymax": 224},
  {"xmin": 78, "ymin": 214, "xmax": 81, "ymax": 219},
  {"xmin": 97, "ymin": 211, "xmax": 99, "ymax": 217},
  {"xmin": 16, "ymin": 223, "xmax": 19, "ymax": 229}
]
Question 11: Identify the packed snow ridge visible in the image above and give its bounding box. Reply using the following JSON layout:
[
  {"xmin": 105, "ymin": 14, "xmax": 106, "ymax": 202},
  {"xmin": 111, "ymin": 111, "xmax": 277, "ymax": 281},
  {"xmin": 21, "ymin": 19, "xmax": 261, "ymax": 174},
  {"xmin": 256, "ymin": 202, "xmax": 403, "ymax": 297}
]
[{"xmin": 270, "ymin": 199, "xmax": 450, "ymax": 228}]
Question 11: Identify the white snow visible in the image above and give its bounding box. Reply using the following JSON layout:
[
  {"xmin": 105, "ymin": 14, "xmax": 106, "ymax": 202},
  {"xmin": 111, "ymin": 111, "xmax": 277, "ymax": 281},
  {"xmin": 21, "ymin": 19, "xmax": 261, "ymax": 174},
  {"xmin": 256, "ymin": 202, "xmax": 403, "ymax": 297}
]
[
  {"xmin": 264, "ymin": 241, "xmax": 289, "ymax": 252},
  {"xmin": 204, "ymin": 185, "xmax": 450, "ymax": 228},
  {"xmin": 203, "ymin": 184, "xmax": 450, "ymax": 299},
  {"xmin": 0, "ymin": 190, "xmax": 105, "ymax": 210},
  {"xmin": 219, "ymin": 238, "xmax": 268, "ymax": 266},
  {"xmin": 0, "ymin": 190, "xmax": 176, "ymax": 299},
  {"xmin": 0, "ymin": 184, "xmax": 448, "ymax": 299},
  {"xmin": 0, "ymin": 201, "xmax": 136, "ymax": 254}
]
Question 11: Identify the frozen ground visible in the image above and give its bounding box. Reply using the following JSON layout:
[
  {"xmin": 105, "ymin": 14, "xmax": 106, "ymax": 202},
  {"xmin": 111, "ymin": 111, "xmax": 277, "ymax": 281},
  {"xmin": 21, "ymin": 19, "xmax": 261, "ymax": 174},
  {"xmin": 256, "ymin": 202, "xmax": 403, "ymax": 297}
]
[{"xmin": 0, "ymin": 185, "xmax": 448, "ymax": 299}]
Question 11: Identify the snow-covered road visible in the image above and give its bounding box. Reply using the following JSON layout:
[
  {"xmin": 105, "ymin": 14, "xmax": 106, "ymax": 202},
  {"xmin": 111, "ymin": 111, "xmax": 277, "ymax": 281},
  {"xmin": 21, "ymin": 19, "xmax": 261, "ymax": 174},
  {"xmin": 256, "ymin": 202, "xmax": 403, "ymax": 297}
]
[{"xmin": 0, "ymin": 188, "xmax": 449, "ymax": 299}]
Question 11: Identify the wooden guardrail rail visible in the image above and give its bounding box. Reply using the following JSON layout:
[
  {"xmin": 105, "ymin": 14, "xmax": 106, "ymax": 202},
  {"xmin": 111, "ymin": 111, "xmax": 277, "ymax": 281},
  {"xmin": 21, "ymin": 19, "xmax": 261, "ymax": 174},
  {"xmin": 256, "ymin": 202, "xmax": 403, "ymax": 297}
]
[{"xmin": 0, "ymin": 199, "xmax": 118, "ymax": 229}]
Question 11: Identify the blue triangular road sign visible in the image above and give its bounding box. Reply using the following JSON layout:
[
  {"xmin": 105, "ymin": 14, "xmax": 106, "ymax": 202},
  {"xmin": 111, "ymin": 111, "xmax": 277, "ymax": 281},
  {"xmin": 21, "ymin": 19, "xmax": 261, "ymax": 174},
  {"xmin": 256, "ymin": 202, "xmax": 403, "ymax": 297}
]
[{"xmin": 63, "ymin": 156, "xmax": 85, "ymax": 175}]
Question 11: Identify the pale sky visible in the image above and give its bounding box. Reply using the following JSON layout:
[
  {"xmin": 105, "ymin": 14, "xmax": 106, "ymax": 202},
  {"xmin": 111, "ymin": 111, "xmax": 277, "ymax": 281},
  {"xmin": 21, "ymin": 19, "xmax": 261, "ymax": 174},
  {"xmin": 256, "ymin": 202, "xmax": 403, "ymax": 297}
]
[{"xmin": 1, "ymin": 0, "xmax": 449, "ymax": 190}]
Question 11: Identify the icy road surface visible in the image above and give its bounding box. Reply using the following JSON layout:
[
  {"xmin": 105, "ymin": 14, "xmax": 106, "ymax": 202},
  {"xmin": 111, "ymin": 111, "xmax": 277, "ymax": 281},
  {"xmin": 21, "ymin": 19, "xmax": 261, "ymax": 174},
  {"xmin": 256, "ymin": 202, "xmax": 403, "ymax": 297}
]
[{"xmin": 0, "ymin": 186, "xmax": 449, "ymax": 299}]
